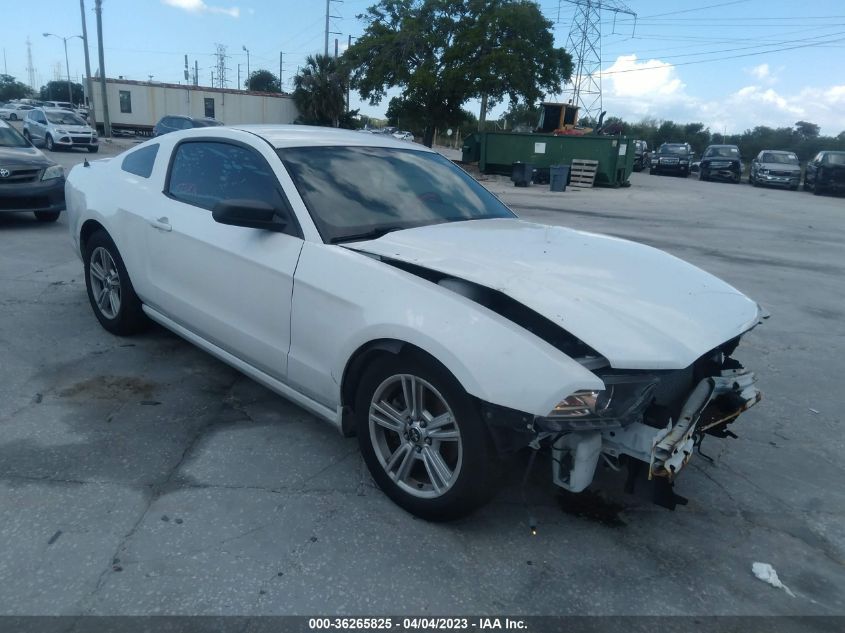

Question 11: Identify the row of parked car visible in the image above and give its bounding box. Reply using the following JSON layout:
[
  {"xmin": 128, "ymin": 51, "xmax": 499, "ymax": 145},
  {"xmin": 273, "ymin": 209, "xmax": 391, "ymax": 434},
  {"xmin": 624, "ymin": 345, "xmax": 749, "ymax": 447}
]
[
  {"xmin": 637, "ymin": 140, "xmax": 844, "ymax": 196},
  {"xmin": 0, "ymin": 99, "xmax": 90, "ymax": 122}
]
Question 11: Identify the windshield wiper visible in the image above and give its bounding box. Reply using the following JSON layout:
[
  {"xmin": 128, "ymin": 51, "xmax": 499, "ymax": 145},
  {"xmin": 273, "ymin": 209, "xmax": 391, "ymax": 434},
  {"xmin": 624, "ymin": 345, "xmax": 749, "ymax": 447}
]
[{"xmin": 329, "ymin": 225, "xmax": 406, "ymax": 244}]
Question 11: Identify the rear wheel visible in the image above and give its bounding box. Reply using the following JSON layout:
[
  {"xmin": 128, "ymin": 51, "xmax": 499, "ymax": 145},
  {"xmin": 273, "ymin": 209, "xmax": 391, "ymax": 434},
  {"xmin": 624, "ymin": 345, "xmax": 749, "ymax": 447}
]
[
  {"xmin": 34, "ymin": 211, "xmax": 60, "ymax": 222},
  {"xmin": 9, "ymin": 113, "xmax": 17, "ymax": 121},
  {"xmin": 355, "ymin": 353, "xmax": 497, "ymax": 521},
  {"xmin": 83, "ymin": 230, "xmax": 148, "ymax": 335}
]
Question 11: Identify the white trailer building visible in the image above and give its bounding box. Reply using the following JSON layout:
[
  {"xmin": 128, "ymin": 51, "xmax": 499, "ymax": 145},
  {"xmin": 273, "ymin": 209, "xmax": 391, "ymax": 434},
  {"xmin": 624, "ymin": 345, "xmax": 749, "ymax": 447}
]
[{"xmin": 90, "ymin": 78, "xmax": 298, "ymax": 135}]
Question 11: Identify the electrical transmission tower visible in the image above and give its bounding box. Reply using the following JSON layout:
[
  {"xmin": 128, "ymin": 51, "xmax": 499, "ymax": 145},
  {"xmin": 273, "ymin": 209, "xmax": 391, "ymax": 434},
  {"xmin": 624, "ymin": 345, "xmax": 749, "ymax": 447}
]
[
  {"xmin": 26, "ymin": 37, "xmax": 36, "ymax": 91},
  {"xmin": 215, "ymin": 44, "xmax": 229, "ymax": 88},
  {"xmin": 561, "ymin": 0, "xmax": 636, "ymax": 125}
]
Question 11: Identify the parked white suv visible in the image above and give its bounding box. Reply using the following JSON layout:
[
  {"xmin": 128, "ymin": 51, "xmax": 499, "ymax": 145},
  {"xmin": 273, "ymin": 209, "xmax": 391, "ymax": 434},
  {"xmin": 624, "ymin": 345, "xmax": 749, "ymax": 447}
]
[{"xmin": 23, "ymin": 108, "xmax": 98, "ymax": 153}]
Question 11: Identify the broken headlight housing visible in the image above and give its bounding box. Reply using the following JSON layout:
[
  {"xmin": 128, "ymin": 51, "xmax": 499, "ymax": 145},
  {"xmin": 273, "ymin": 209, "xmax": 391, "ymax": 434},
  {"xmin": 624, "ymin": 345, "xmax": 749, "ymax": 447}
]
[
  {"xmin": 547, "ymin": 389, "xmax": 613, "ymax": 418},
  {"xmin": 535, "ymin": 377, "xmax": 659, "ymax": 433}
]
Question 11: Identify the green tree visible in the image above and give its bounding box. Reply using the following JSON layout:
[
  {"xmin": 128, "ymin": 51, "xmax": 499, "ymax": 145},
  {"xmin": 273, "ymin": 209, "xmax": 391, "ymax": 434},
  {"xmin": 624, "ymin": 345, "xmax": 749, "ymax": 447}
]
[
  {"xmin": 456, "ymin": 0, "xmax": 572, "ymax": 130},
  {"xmin": 499, "ymin": 102, "xmax": 540, "ymax": 131},
  {"xmin": 0, "ymin": 74, "xmax": 33, "ymax": 101},
  {"xmin": 245, "ymin": 69, "xmax": 281, "ymax": 93},
  {"xmin": 39, "ymin": 80, "xmax": 84, "ymax": 104},
  {"xmin": 794, "ymin": 120, "xmax": 820, "ymax": 139},
  {"xmin": 345, "ymin": 0, "xmax": 570, "ymax": 147},
  {"xmin": 292, "ymin": 54, "xmax": 348, "ymax": 127}
]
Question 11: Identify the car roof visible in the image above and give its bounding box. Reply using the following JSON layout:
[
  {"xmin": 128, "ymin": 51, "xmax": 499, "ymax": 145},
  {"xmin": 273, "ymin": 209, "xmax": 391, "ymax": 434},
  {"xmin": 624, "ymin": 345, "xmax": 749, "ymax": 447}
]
[
  {"xmin": 821, "ymin": 150, "xmax": 845, "ymax": 154},
  {"xmin": 760, "ymin": 150, "xmax": 792, "ymax": 154},
  {"xmin": 230, "ymin": 124, "xmax": 435, "ymax": 151},
  {"xmin": 707, "ymin": 144, "xmax": 738, "ymax": 148}
]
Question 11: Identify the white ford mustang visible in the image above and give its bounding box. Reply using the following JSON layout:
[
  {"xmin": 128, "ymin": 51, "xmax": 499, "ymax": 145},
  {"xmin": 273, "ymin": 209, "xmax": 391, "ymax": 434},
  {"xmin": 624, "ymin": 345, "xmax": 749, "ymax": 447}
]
[{"xmin": 66, "ymin": 125, "xmax": 764, "ymax": 520}]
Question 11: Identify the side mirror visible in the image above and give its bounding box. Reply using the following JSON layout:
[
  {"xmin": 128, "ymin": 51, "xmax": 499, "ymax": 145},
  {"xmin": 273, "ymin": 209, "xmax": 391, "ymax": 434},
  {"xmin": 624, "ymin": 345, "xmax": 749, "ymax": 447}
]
[{"xmin": 212, "ymin": 199, "xmax": 287, "ymax": 232}]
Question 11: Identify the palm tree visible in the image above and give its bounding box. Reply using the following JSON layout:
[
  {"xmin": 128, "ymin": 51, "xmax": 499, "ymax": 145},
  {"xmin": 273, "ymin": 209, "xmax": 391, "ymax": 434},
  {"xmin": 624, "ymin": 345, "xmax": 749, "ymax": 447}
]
[{"xmin": 292, "ymin": 54, "xmax": 347, "ymax": 128}]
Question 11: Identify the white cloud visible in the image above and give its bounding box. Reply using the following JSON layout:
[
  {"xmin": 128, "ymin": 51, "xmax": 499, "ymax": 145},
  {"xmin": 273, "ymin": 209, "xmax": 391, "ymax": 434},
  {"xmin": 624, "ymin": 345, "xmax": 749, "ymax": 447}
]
[
  {"xmin": 601, "ymin": 54, "xmax": 685, "ymax": 98},
  {"xmin": 162, "ymin": 0, "xmax": 240, "ymax": 18},
  {"xmin": 749, "ymin": 63, "xmax": 770, "ymax": 80},
  {"xmin": 596, "ymin": 54, "xmax": 845, "ymax": 135}
]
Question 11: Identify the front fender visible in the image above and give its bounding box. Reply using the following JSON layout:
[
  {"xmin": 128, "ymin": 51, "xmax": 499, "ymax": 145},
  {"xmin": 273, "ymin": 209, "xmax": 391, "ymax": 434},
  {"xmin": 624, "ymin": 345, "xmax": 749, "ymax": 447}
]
[{"xmin": 288, "ymin": 242, "xmax": 603, "ymax": 416}]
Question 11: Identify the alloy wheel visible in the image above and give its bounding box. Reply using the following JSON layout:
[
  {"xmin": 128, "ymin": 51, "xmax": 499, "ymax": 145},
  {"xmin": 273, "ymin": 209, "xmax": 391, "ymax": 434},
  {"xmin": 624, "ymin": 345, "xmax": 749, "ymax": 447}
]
[
  {"xmin": 89, "ymin": 246, "xmax": 122, "ymax": 319},
  {"xmin": 368, "ymin": 374, "xmax": 463, "ymax": 499}
]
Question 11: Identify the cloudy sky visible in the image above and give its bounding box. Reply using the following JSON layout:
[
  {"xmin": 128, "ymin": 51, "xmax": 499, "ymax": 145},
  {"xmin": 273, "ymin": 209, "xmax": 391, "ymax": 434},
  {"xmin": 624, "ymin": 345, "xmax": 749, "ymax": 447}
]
[{"xmin": 1, "ymin": 0, "xmax": 843, "ymax": 135}]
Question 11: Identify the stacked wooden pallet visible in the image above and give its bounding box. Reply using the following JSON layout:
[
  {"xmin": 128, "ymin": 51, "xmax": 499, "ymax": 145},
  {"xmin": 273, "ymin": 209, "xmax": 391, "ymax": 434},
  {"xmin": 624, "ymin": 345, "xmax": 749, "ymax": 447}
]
[{"xmin": 570, "ymin": 159, "xmax": 599, "ymax": 188}]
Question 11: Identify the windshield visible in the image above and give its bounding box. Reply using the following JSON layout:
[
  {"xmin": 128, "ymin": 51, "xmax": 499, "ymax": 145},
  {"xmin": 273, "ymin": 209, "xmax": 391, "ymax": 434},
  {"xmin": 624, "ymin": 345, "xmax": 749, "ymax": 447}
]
[
  {"xmin": 705, "ymin": 146, "xmax": 739, "ymax": 158},
  {"xmin": 46, "ymin": 111, "xmax": 86, "ymax": 126},
  {"xmin": 280, "ymin": 146, "xmax": 516, "ymax": 243},
  {"xmin": 658, "ymin": 145, "xmax": 688, "ymax": 155},
  {"xmin": 0, "ymin": 125, "xmax": 30, "ymax": 148},
  {"xmin": 760, "ymin": 152, "xmax": 799, "ymax": 165},
  {"xmin": 825, "ymin": 153, "xmax": 845, "ymax": 165}
]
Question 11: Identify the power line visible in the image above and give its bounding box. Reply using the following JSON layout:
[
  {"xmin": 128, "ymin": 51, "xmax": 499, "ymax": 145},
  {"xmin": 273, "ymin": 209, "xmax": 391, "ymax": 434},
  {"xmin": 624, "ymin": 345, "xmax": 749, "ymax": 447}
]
[{"xmin": 601, "ymin": 34, "xmax": 845, "ymax": 75}]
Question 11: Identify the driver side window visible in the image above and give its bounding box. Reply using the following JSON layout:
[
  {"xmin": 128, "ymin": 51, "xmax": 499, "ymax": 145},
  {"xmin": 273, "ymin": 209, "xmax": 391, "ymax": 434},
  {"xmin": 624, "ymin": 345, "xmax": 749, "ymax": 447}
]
[{"xmin": 166, "ymin": 140, "xmax": 297, "ymax": 231}]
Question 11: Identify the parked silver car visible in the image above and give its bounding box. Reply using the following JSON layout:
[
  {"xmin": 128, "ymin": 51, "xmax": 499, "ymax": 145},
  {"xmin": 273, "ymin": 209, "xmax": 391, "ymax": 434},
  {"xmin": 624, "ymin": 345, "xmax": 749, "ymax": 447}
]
[
  {"xmin": 749, "ymin": 150, "xmax": 801, "ymax": 190},
  {"xmin": 23, "ymin": 108, "xmax": 99, "ymax": 153}
]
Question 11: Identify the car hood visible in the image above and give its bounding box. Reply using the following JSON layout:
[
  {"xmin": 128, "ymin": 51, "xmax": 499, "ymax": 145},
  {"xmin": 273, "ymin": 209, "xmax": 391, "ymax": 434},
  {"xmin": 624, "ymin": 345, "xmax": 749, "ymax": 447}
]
[
  {"xmin": 346, "ymin": 218, "xmax": 761, "ymax": 369},
  {"xmin": 0, "ymin": 145, "xmax": 52, "ymax": 168},
  {"xmin": 759, "ymin": 162, "xmax": 800, "ymax": 172}
]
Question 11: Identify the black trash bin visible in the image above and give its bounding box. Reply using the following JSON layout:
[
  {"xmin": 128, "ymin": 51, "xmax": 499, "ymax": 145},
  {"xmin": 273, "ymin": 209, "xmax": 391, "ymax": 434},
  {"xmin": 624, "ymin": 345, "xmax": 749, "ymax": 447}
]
[
  {"xmin": 511, "ymin": 161, "xmax": 533, "ymax": 187},
  {"xmin": 550, "ymin": 164, "xmax": 570, "ymax": 192}
]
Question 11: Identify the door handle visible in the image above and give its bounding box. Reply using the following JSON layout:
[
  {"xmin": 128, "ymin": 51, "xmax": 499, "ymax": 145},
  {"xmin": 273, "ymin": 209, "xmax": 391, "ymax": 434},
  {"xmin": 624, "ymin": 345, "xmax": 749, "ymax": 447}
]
[{"xmin": 149, "ymin": 216, "xmax": 172, "ymax": 232}]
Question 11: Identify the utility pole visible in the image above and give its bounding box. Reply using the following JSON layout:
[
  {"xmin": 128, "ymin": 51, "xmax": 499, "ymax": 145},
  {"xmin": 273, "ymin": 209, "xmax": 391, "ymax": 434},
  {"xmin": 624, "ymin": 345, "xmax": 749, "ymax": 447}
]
[
  {"xmin": 242, "ymin": 45, "xmax": 249, "ymax": 86},
  {"xmin": 2, "ymin": 48, "xmax": 7, "ymax": 75},
  {"xmin": 279, "ymin": 51, "xmax": 283, "ymax": 90},
  {"xmin": 44, "ymin": 33, "xmax": 82, "ymax": 106},
  {"xmin": 94, "ymin": 0, "xmax": 111, "ymax": 137},
  {"xmin": 346, "ymin": 35, "xmax": 352, "ymax": 111},
  {"xmin": 194, "ymin": 60, "xmax": 199, "ymax": 86},
  {"xmin": 334, "ymin": 38, "xmax": 338, "ymax": 58},
  {"xmin": 324, "ymin": 0, "xmax": 342, "ymax": 56},
  {"xmin": 79, "ymin": 0, "xmax": 97, "ymax": 130},
  {"xmin": 237, "ymin": 63, "xmax": 241, "ymax": 90}
]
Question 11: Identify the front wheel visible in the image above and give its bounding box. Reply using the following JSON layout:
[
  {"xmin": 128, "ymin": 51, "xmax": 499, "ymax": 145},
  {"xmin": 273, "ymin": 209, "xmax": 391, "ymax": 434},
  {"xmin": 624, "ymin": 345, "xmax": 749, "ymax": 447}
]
[
  {"xmin": 9, "ymin": 113, "xmax": 17, "ymax": 121},
  {"xmin": 83, "ymin": 230, "xmax": 148, "ymax": 335},
  {"xmin": 88, "ymin": 145, "xmax": 99, "ymax": 153},
  {"xmin": 355, "ymin": 354, "xmax": 497, "ymax": 521},
  {"xmin": 45, "ymin": 134, "xmax": 55, "ymax": 151}
]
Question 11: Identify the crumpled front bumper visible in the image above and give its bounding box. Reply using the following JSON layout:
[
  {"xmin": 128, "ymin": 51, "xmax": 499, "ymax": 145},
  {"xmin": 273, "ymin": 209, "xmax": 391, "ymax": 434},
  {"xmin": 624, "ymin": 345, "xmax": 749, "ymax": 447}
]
[{"xmin": 551, "ymin": 363, "xmax": 761, "ymax": 494}]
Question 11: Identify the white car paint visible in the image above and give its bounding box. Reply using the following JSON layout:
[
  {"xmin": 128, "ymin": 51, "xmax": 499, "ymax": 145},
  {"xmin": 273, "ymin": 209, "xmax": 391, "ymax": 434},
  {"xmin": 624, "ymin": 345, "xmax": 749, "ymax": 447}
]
[
  {"xmin": 65, "ymin": 124, "xmax": 764, "ymax": 511},
  {"xmin": 346, "ymin": 219, "xmax": 761, "ymax": 370}
]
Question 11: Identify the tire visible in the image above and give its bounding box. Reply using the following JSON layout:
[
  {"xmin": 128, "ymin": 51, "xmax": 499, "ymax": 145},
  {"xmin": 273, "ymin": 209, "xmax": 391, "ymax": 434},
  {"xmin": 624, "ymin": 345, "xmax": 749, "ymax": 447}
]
[
  {"xmin": 83, "ymin": 230, "xmax": 148, "ymax": 335},
  {"xmin": 649, "ymin": 168, "xmax": 656, "ymax": 175},
  {"xmin": 10, "ymin": 113, "xmax": 17, "ymax": 121},
  {"xmin": 45, "ymin": 134, "xmax": 55, "ymax": 151},
  {"xmin": 34, "ymin": 211, "xmax": 60, "ymax": 222},
  {"xmin": 699, "ymin": 172, "xmax": 708, "ymax": 182},
  {"xmin": 88, "ymin": 145, "xmax": 99, "ymax": 153},
  {"xmin": 355, "ymin": 353, "xmax": 497, "ymax": 521},
  {"xmin": 813, "ymin": 183, "xmax": 823, "ymax": 196},
  {"xmin": 23, "ymin": 130, "xmax": 31, "ymax": 143}
]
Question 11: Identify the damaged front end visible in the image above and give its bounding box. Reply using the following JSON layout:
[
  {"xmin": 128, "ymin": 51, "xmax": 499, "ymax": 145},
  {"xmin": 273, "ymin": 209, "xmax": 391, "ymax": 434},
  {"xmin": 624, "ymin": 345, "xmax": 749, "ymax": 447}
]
[
  {"xmin": 485, "ymin": 340, "xmax": 762, "ymax": 510},
  {"xmin": 547, "ymin": 344, "xmax": 761, "ymax": 508}
]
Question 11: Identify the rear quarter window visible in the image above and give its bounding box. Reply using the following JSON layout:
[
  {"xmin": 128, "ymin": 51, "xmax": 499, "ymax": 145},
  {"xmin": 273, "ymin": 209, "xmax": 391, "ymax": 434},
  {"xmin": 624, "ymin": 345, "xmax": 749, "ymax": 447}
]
[{"xmin": 121, "ymin": 144, "xmax": 160, "ymax": 178}]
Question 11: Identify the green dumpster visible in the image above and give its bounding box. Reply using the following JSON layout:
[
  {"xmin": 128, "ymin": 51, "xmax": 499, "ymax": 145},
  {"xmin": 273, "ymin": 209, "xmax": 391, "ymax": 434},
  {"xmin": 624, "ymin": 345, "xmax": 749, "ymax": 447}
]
[{"xmin": 476, "ymin": 132, "xmax": 635, "ymax": 187}]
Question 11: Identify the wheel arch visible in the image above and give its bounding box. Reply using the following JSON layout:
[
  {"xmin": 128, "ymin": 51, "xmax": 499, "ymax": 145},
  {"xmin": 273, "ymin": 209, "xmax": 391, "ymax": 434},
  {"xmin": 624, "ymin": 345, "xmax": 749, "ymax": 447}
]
[
  {"xmin": 339, "ymin": 338, "xmax": 460, "ymax": 437},
  {"xmin": 79, "ymin": 219, "xmax": 109, "ymax": 257}
]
